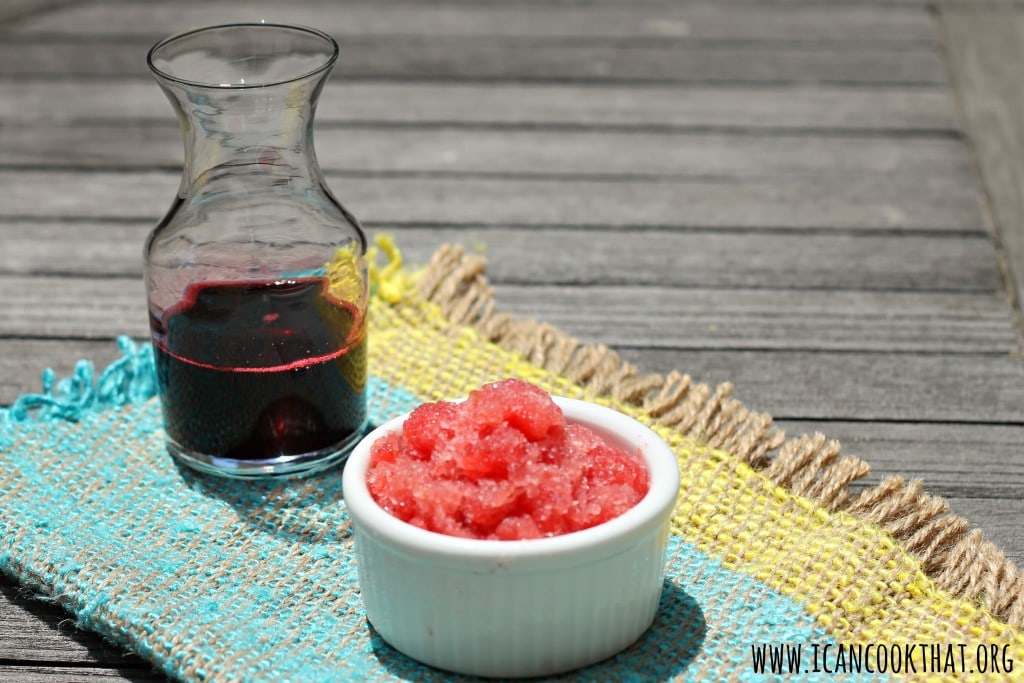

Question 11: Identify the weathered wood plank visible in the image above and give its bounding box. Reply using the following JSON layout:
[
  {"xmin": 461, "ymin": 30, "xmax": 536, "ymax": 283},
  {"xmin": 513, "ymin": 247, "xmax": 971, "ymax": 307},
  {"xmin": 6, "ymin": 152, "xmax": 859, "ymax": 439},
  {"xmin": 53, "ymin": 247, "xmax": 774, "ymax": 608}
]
[
  {"xmin": 622, "ymin": 347, "xmax": 1024, "ymax": 424},
  {"xmin": 11, "ymin": 1, "xmax": 935, "ymax": 43},
  {"xmin": 494, "ymin": 285, "xmax": 1018, "ymax": 353},
  {"xmin": 0, "ymin": 39, "xmax": 947, "ymax": 85},
  {"xmin": 939, "ymin": 8, "xmax": 1024, "ymax": 330},
  {"xmin": 0, "ymin": 340, "xmax": 129, "ymax": 405},
  {"xmin": 776, "ymin": 421, "xmax": 1024, "ymax": 500},
  {"xmin": 0, "ymin": 276, "xmax": 1016, "ymax": 353},
  {"xmin": 0, "ymin": 123, "xmax": 975, "ymax": 181},
  {"xmin": 0, "ymin": 579, "xmax": 141, "ymax": 667},
  {"xmin": 0, "ymin": 224, "xmax": 1003, "ymax": 292},
  {"xmin": 4, "ymin": 0, "xmax": 1013, "ymax": 15},
  {"xmin": 0, "ymin": 0, "xmax": 74, "ymax": 25},
  {"xmin": 0, "ymin": 578, "xmax": 150, "ymax": 683},
  {"xmin": 0, "ymin": 665, "xmax": 155, "ymax": 682},
  {"xmin": 0, "ymin": 171, "xmax": 986, "ymax": 232},
  {"xmin": 4, "ymin": 340, "xmax": 1024, "ymax": 424},
  {"xmin": 0, "ymin": 222, "xmax": 148, "ymax": 277},
  {"xmin": 0, "ymin": 81, "xmax": 961, "ymax": 132},
  {"xmin": 941, "ymin": 497, "xmax": 1024, "ymax": 568},
  {"xmin": 0, "ymin": 276, "xmax": 147, "ymax": 339}
]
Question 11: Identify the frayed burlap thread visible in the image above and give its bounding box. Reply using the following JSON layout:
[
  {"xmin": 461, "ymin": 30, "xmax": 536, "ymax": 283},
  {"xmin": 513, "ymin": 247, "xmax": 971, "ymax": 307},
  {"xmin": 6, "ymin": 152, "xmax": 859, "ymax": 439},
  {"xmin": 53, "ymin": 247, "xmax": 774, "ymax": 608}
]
[{"xmin": 417, "ymin": 243, "xmax": 1024, "ymax": 630}]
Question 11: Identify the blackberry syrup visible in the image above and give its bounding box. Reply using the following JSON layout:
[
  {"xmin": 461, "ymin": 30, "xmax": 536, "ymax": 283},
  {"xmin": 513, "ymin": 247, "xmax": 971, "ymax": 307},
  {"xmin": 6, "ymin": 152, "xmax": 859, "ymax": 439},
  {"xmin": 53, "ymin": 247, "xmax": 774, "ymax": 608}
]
[{"xmin": 151, "ymin": 277, "xmax": 366, "ymax": 462}]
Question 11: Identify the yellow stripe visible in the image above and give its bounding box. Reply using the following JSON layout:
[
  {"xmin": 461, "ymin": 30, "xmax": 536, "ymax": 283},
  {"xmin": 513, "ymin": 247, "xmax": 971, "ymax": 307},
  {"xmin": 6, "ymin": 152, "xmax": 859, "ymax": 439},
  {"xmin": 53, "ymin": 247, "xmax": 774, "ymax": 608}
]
[{"xmin": 369, "ymin": 285, "xmax": 1024, "ymax": 682}]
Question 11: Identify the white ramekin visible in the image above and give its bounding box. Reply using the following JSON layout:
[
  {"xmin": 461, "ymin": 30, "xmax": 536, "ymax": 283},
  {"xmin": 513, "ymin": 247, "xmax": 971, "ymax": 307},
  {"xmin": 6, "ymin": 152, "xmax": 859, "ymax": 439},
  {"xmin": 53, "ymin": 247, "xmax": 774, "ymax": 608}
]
[{"xmin": 341, "ymin": 396, "xmax": 681, "ymax": 678}]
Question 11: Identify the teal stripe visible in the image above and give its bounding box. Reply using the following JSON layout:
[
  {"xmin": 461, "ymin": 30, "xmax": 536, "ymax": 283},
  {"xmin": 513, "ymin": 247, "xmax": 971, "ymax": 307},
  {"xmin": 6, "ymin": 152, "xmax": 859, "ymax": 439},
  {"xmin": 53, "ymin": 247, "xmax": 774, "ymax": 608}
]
[
  {"xmin": 366, "ymin": 375, "xmax": 422, "ymax": 426},
  {"xmin": 0, "ymin": 346, "xmax": 892, "ymax": 682}
]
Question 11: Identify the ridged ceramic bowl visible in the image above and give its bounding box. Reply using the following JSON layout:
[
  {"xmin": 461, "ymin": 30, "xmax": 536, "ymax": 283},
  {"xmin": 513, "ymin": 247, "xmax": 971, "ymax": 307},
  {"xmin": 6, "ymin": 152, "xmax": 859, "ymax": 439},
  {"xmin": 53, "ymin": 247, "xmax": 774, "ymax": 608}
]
[{"xmin": 341, "ymin": 396, "xmax": 681, "ymax": 678}]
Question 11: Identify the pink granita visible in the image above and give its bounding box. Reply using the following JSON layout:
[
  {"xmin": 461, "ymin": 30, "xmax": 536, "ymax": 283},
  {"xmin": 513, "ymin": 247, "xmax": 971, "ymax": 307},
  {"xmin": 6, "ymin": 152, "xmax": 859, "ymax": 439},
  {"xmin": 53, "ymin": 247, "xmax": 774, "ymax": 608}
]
[{"xmin": 366, "ymin": 378, "xmax": 650, "ymax": 540}]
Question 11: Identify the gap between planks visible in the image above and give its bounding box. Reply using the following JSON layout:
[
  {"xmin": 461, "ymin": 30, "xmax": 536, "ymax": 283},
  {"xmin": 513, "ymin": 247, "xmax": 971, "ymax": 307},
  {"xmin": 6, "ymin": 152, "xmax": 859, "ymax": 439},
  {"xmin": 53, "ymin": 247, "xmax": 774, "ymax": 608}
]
[{"xmin": 938, "ymin": 6, "xmax": 1024, "ymax": 347}]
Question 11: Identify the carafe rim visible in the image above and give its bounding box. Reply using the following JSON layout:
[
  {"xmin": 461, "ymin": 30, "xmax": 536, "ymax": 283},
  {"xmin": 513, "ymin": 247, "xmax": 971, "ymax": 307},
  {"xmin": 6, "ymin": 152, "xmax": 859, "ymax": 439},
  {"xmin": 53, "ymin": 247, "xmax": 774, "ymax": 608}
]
[{"xmin": 147, "ymin": 22, "xmax": 339, "ymax": 91}]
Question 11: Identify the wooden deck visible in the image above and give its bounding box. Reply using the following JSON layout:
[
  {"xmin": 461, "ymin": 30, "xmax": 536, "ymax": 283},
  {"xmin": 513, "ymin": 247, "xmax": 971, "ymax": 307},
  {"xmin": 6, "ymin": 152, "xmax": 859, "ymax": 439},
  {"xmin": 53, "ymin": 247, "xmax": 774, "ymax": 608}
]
[{"xmin": 2, "ymin": 0, "xmax": 1023, "ymax": 680}]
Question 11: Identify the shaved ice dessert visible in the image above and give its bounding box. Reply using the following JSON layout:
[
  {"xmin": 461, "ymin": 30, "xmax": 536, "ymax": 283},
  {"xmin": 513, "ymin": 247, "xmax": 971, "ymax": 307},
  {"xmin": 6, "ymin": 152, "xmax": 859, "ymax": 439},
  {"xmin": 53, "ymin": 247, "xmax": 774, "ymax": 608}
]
[{"xmin": 366, "ymin": 378, "xmax": 650, "ymax": 540}]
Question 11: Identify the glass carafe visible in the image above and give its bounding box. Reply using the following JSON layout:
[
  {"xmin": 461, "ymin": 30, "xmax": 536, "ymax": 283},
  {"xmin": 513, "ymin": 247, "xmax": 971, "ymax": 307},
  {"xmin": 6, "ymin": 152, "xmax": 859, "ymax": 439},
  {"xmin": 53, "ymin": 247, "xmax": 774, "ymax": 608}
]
[{"xmin": 145, "ymin": 23, "xmax": 368, "ymax": 479}]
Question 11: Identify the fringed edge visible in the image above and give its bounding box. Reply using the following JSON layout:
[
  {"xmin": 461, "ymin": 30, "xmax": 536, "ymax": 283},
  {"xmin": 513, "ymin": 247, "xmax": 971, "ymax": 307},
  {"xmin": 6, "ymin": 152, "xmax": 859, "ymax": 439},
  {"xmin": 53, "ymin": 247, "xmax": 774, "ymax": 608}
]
[
  {"xmin": 416, "ymin": 243, "xmax": 1024, "ymax": 629},
  {"xmin": 0, "ymin": 336, "xmax": 156, "ymax": 448}
]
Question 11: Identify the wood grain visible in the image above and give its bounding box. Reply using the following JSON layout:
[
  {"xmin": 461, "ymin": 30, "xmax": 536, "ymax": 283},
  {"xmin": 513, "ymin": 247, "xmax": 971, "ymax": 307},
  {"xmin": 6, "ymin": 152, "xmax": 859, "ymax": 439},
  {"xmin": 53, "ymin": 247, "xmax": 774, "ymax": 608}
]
[
  {"xmin": 0, "ymin": 81, "xmax": 961, "ymax": 132},
  {"xmin": 12, "ymin": 1, "xmax": 935, "ymax": 42},
  {"xmin": 0, "ymin": 276, "xmax": 1016, "ymax": 353},
  {"xmin": 0, "ymin": 666, "xmax": 160, "ymax": 683},
  {"xmin": 0, "ymin": 38, "xmax": 947, "ymax": 85},
  {"xmin": 0, "ymin": 122, "xmax": 975, "ymax": 181},
  {"xmin": 777, "ymin": 420, "xmax": 1024, "ymax": 500},
  {"xmin": 0, "ymin": 224, "xmax": 1003, "ymax": 292},
  {"xmin": 0, "ymin": 580, "xmax": 142, "ymax": 667},
  {"xmin": 940, "ymin": 8, "xmax": 1024, "ymax": 319},
  {"xmin": 942, "ymin": 497, "xmax": 1024, "ymax": 564},
  {"xmin": 4, "ymin": 339, "xmax": 1023, "ymax": 424},
  {"xmin": 0, "ymin": 340, "xmax": 127, "ymax": 405},
  {"xmin": 0, "ymin": 0, "xmax": 73, "ymax": 24},
  {"xmin": 622, "ymin": 347, "xmax": 1024, "ymax": 424},
  {"xmin": 0, "ymin": 170, "xmax": 986, "ymax": 231},
  {"xmin": 493, "ymin": 285, "xmax": 1018, "ymax": 353}
]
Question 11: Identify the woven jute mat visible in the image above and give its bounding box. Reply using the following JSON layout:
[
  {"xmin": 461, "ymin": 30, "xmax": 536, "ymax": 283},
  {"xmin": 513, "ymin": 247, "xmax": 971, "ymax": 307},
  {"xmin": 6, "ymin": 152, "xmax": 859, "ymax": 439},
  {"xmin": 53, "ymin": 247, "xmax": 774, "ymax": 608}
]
[{"xmin": 2, "ymin": 240, "xmax": 1023, "ymax": 682}]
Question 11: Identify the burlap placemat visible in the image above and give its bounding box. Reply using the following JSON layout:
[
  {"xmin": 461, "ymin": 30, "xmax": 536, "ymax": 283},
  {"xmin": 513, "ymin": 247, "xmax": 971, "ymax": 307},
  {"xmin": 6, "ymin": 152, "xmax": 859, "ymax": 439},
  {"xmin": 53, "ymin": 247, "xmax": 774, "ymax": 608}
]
[{"xmin": 2, "ymin": 240, "xmax": 1023, "ymax": 681}]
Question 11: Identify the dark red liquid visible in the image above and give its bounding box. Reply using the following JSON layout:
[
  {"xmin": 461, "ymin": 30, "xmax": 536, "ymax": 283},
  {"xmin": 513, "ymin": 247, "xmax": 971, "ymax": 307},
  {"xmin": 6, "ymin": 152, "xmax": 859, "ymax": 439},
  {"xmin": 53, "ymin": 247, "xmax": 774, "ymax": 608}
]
[{"xmin": 151, "ymin": 277, "xmax": 366, "ymax": 461}]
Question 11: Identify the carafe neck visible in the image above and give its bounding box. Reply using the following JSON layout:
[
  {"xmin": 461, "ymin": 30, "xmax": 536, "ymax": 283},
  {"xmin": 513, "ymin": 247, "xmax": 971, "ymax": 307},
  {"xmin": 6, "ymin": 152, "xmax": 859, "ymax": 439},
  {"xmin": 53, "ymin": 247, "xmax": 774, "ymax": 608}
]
[{"xmin": 157, "ymin": 75, "xmax": 329, "ymax": 195}]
